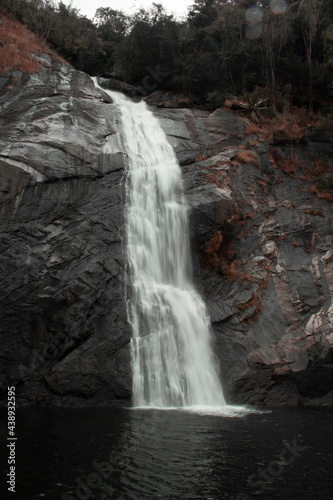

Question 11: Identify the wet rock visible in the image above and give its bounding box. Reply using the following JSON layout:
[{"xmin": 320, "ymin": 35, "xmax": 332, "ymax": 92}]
[{"xmin": 97, "ymin": 76, "xmax": 146, "ymax": 100}]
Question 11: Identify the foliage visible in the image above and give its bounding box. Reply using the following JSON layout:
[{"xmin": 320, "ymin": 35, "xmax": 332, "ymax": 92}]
[
  {"xmin": 235, "ymin": 94, "xmax": 268, "ymax": 119},
  {"xmin": 206, "ymin": 90, "xmax": 226, "ymax": 109},
  {"xmin": 237, "ymin": 149, "xmax": 261, "ymax": 169},
  {"xmin": 1, "ymin": 0, "xmax": 333, "ymax": 109},
  {"xmin": 0, "ymin": 13, "xmax": 46, "ymax": 75},
  {"xmin": 269, "ymin": 149, "xmax": 306, "ymax": 178},
  {"xmin": 114, "ymin": 4, "xmax": 178, "ymax": 83}
]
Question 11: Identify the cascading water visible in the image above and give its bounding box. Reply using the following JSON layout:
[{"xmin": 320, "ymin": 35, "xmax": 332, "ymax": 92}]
[{"xmin": 94, "ymin": 79, "xmax": 225, "ymax": 408}]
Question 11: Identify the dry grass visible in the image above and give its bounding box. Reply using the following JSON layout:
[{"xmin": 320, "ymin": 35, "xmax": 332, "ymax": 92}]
[
  {"xmin": 236, "ymin": 149, "xmax": 261, "ymax": 169},
  {"xmin": 0, "ymin": 15, "xmax": 44, "ymax": 76},
  {"xmin": 237, "ymin": 291, "xmax": 264, "ymax": 325},
  {"xmin": 204, "ymin": 230, "xmax": 224, "ymax": 269},
  {"xmin": 300, "ymin": 158, "xmax": 333, "ymax": 203},
  {"xmin": 301, "ymin": 158, "xmax": 333, "ymax": 182},
  {"xmin": 246, "ymin": 123, "xmax": 261, "ymax": 135},
  {"xmin": 257, "ymin": 179, "xmax": 268, "ymax": 192},
  {"xmin": 245, "ymin": 108, "xmax": 318, "ymax": 145},
  {"xmin": 0, "ymin": 14, "xmax": 65, "ymax": 77},
  {"xmin": 247, "ymin": 301, "xmax": 263, "ymax": 325},
  {"xmin": 269, "ymin": 149, "xmax": 305, "ymax": 179},
  {"xmin": 195, "ymin": 153, "xmax": 207, "ymax": 162},
  {"xmin": 310, "ymin": 185, "xmax": 333, "ymax": 203},
  {"xmin": 302, "ymin": 208, "xmax": 324, "ymax": 217}
]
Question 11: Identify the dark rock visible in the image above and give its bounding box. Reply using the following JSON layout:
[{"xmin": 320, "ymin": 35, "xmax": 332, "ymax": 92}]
[
  {"xmin": 0, "ymin": 54, "xmax": 131, "ymax": 407},
  {"xmin": 144, "ymin": 91, "xmax": 192, "ymax": 108},
  {"xmin": 1, "ymin": 54, "xmax": 333, "ymax": 408},
  {"xmin": 179, "ymin": 141, "xmax": 333, "ymax": 407},
  {"xmin": 96, "ymin": 76, "xmax": 146, "ymax": 100}
]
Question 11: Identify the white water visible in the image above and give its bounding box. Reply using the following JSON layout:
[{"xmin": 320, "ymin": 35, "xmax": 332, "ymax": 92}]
[{"xmin": 94, "ymin": 79, "xmax": 225, "ymax": 408}]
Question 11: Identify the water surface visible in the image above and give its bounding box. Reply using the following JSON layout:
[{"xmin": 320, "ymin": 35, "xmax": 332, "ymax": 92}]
[{"xmin": 1, "ymin": 406, "xmax": 332, "ymax": 499}]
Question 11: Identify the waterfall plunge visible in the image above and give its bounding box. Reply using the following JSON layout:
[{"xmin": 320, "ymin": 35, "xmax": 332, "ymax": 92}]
[{"xmin": 95, "ymin": 80, "xmax": 225, "ymax": 408}]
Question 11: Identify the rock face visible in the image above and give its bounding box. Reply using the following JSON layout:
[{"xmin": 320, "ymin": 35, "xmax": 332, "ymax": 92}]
[
  {"xmin": 0, "ymin": 55, "xmax": 131, "ymax": 406},
  {"xmin": 1, "ymin": 54, "xmax": 332, "ymax": 407}
]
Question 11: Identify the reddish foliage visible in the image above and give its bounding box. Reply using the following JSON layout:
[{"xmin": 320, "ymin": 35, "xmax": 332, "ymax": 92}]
[
  {"xmin": 301, "ymin": 157, "xmax": 333, "ymax": 182},
  {"xmin": 298, "ymin": 157, "xmax": 333, "ymax": 204},
  {"xmin": 0, "ymin": 15, "xmax": 44, "ymax": 76},
  {"xmin": 224, "ymin": 98, "xmax": 235, "ymax": 109},
  {"xmin": 269, "ymin": 150, "xmax": 304, "ymax": 179},
  {"xmin": 247, "ymin": 301, "xmax": 263, "ymax": 325},
  {"xmin": 237, "ymin": 292, "xmax": 264, "ymax": 325},
  {"xmin": 246, "ymin": 123, "xmax": 261, "ymax": 135},
  {"xmin": 195, "ymin": 152, "xmax": 207, "ymax": 162},
  {"xmin": 310, "ymin": 185, "xmax": 333, "ymax": 203},
  {"xmin": 236, "ymin": 150, "xmax": 260, "ymax": 168},
  {"xmin": 246, "ymin": 112, "xmax": 309, "ymax": 145},
  {"xmin": 239, "ymin": 273, "xmax": 255, "ymax": 285},
  {"xmin": 302, "ymin": 208, "xmax": 324, "ymax": 217},
  {"xmin": 270, "ymin": 149, "xmax": 284, "ymax": 168},
  {"xmin": 238, "ymin": 292, "xmax": 258, "ymax": 311},
  {"xmin": 205, "ymin": 231, "xmax": 223, "ymax": 262},
  {"xmin": 257, "ymin": 179, "xmax": 268, "ymax": 192}
]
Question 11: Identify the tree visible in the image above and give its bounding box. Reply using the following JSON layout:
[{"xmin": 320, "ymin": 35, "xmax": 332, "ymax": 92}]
[
  {"xmin": 298, "ymin": 0, "xmax": 325, "ymax": 111},
  {"xmin": 188, "ymin": 0, "xmax": 219, "ymax": 27},
  {"xmin": 261, "ymin": 4, "xmax": 292, "ymax": 105},
  {"xmin": 115, "ymin": 4, "xmax": 178, "ymax": 84},
  {"xmin": 94, "ymin": 7, "xmax": 129, "ymax": 42}
]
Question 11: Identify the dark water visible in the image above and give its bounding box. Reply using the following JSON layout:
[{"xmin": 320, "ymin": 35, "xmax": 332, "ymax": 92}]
[{"xmin": 1, "ymin": 405, "xmax": 332, "ymax": 500}]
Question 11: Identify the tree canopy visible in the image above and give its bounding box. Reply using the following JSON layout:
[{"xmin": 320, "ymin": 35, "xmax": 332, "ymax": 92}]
[{"xmin": 1, "ymin": 0, "xmax": 332, "ymax": 109}]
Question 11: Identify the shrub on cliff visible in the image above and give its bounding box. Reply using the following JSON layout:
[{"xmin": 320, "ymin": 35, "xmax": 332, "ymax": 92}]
[{"xmin": 0, "ymin": 14, "xmax": 43, "ymax": 75}]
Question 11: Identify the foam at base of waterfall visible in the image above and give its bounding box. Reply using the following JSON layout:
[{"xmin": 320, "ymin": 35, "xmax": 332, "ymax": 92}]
[{"xmin": 129, "ymin": 405, "xmax": 261, "ymax": 417}]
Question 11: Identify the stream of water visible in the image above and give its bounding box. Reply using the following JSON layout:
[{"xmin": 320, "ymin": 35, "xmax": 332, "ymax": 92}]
[{"xmin": 97, "ymin": 82, "xmax": 225, "ymax": 408}]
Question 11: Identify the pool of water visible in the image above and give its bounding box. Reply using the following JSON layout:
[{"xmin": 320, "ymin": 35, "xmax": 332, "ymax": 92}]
[{"xmin": 1, "ymin": 405, "xmax": 332, "ymax": 499}]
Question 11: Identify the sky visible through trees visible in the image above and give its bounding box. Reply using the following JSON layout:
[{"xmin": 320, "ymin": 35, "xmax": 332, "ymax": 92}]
[
  {"xmin": 1, "ymin": 0, "xmax": 333, "ymax": 110},
  {"xmin": 63, "ymin": 0, "xmax": 194, "ymax": 20}
]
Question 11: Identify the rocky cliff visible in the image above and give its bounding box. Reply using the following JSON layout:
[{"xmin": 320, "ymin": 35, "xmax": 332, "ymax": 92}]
[
  {"xmin": 0, "ymin": 54, "xmax": 131, "ymax": 406},
  {"xmin": 1, "ymin": 54, "xmax": 332, "ymax": 407}
]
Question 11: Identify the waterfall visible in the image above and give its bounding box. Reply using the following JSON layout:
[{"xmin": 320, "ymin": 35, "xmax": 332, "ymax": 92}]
[{"xmin": 94, "ymin": 79, "xmax": 225, "ymax": 408}]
